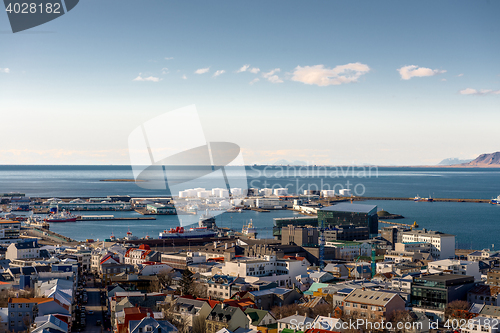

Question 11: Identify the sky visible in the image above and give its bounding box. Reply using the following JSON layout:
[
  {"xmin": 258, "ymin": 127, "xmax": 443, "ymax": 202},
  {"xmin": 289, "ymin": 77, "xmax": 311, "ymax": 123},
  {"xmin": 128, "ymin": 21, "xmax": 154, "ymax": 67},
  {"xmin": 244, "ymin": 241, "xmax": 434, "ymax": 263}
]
[{"xmin": 0, "ymin": 0, "xmax": 499, "ymax": 165}]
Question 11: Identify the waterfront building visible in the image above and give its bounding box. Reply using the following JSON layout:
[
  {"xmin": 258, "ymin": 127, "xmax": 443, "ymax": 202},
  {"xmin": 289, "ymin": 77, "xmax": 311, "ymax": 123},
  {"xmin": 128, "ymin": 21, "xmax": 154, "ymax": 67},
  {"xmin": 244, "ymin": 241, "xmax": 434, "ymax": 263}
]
[
  {"xmin": 0, "ymin": 220, "xmax": 21, "ymax": 243},
  {"xmin": 343, "ymin": 289, "xmax": 406, "ymax": 321},
  {"xmin": 401, "ymin": 229, "xmax": 456, "ymax": 260},
  {"xmin": 317, "ymin": 203, "xmax": 378, "ymax": 237},
  {"xmin": 411, "ymin": 273, "xmax": 475, "ymax": 311},
  {"xmin": 273, "ymin": 216, "xmax": 318, "ymax": 240},
  {"xmin": 146, "ymin": 203, "xmax": 176, "ymax": 214}
]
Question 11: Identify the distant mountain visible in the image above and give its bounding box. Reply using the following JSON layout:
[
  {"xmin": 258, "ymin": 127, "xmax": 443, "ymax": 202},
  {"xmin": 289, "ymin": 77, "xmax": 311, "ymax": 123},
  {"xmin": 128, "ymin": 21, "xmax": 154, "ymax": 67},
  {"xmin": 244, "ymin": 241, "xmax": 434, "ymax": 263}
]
[
  {"xmin": 462, "ymin": 152, "xmax": 500, "ymax": 167},
  {"xmin": 273, "ymin": 159, "xmax": 308, "ymax": 166},
  {"xmin": 438, "ymin": 157, "xmax": 473, "ymax": 166}
]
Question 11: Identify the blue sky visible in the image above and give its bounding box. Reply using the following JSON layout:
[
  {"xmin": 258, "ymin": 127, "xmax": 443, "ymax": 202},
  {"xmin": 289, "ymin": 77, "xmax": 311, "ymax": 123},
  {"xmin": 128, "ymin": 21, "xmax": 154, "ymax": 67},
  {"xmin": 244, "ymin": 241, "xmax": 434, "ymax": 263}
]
[{"xmin": 0, "ymin": 0, "xmax": 499, "ymax": 165}]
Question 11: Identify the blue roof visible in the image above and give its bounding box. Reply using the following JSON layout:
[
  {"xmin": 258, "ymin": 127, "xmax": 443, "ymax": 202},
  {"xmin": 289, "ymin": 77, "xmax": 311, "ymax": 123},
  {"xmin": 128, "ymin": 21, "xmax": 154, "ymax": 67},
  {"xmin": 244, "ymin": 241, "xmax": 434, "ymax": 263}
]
[
  {"xmin": 337, "ymin": 288, "xmax": 354, "ymax": 295},
  {"xmin": 319, "ymin": 203, "xmax": 377, "ymax": 214}
]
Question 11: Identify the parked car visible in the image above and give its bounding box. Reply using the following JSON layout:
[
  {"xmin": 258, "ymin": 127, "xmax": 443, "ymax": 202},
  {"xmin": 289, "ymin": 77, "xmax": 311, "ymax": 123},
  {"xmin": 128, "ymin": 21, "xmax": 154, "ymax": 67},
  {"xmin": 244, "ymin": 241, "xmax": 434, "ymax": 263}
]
[{"xmin": 96, "ymin": 320, "xmax": 101, "ymax": 326}]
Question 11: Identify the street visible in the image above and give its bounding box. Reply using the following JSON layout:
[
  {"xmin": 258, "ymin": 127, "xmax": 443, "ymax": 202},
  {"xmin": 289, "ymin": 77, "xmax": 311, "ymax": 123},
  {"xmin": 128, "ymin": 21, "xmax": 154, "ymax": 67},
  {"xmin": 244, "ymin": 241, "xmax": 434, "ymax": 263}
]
[{"xmin": 75, "ymin": 274, "xmax": 110, "ymax": 333}]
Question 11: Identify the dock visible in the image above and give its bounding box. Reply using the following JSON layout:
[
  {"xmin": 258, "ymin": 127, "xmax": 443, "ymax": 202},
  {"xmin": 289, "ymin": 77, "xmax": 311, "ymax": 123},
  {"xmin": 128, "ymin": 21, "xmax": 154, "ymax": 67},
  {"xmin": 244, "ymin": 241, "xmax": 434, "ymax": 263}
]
[
  {"xmin": 353, "ymin": 196, "xmax": 491, "ymax": 203},
  {"xmin": 379, "ymin": 220, "xmax": 418, "ymax": 228},
  {"xmin": 76, "ymin": 216, "xmax": 156, "ymax": 221},
  {"xmin": 250, "ymin": 207, "xmax": 270, "ymax": 212}
]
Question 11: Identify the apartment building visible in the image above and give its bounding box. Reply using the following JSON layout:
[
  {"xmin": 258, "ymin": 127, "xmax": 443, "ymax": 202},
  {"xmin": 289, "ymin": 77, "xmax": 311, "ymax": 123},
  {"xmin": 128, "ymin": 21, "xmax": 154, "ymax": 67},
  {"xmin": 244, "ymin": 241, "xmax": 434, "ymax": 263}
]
[
  {"xmin": 343, "ymin": 289, "xmax": 406, "ymax": 321},
  {"xmin": 402, "ymin": 229, "xmax": 455, "ymax": 260}
]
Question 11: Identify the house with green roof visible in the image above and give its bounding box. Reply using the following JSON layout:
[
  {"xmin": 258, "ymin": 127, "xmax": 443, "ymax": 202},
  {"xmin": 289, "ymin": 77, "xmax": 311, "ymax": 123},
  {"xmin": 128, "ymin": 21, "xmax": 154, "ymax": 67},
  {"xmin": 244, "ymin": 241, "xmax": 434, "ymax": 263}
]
[{"xmin": 244, "ymin": 308, "xmax": 276, "ymax": 330}]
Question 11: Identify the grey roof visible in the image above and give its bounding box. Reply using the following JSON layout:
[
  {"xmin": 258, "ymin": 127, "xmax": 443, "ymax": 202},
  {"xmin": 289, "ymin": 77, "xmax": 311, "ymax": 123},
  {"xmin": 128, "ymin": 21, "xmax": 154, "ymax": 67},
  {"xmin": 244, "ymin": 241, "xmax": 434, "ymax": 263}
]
[
  {"xmin": 208, "ymin": 304, "xmax": 240, "ymax": 322},
  {"xmin": 320, "ymin": 203, "xmax": 377, "ymax": 214},
  {"xmin": 13, "ymin": 241, "xmax": 40, "ymax": 249},
  {"xmin": 249, "ymin": 287, "xmax": 292, "ymax": 297},
  {"xmin": 344, "ymin": 289, "xmax": 401, "ymax": 307}
]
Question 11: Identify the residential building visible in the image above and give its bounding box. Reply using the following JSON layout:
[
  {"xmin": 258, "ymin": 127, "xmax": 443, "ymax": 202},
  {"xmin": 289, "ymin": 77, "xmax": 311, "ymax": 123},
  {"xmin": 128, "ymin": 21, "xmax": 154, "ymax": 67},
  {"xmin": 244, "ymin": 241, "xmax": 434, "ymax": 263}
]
[
  {"xmin": 128, "ymin": 316, "xmax": 177, "ymax": 333},
  {"xmin": 8, "ymin": 298, "xmax": 51, "ymax": 332},
  {"xmin": 343, "ymin": 289, "xmax": 406, "ymax": 321},
  {"xmin": 468, "ymin": 285, "xmax": 500, "ymax": 306},
  {"xmin": 277, "ymin": 314, "xmax": 314, "ymax": 332},
  {"xmin": 411, "ymin": 273, "xmax": 475, "ymax": 311},
  {"xmin": 244, "ymin": 287, "xmax": 302, "ymax": 311},
  {"xmin": 380, "ymin": 226, "xmax": 411, "ymax": 249},
  {"xmin": 220, "ymin": 255, "xmax": 308, "ymax": 288},
  {"xmin": 124, "ymin": 245, "xmax": 161, "ymax": 265},
  {"xmin": 488, "ymin": 268, "xmax": 500, "ymax": 286},
  {"xmin": 325, "ymin": 240, "xmax": 371, "ymax": 260},
  {"xmin": 171, "ymin": 297, "xmax": 211, "ymax": 328},
  {"xmin": 428, "ymin": 259, "xmax": 481, "ymax": 281},
  {"xmin": 244, "ymin": 308, "xmax": 276, "ymax": 330},
  {"xmin": 161, "ymin": 252, "xmax": 206, "ymax": 270},
  {"xmin": 461, "ymin": 316, "xmax": 499, "ymax": 333},
  {"xmin": 207, "ymin": 275, "xmax": 245, "ymax": 300},
  {"xmin": 6, "ymin": 240, "xmax": 42, "ymax": 260},
  {"xmin": 205, "ymin": 304, "xmax": 250, "ymax": 333},
  {"xmin": 402, "ymin": 229, "xmax": 455, "ymax": 260}
]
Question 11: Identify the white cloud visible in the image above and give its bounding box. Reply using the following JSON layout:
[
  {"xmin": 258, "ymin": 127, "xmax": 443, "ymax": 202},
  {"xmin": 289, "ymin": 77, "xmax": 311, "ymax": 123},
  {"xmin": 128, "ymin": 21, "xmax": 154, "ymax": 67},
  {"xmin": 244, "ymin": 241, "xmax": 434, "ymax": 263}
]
[
  {"xmin": 0, "ymin": 68, "xmax": 10, "ymax": 74},
  {"xmin": 213, "ymin": 70, "xmax": 226, "ymax": 77},
  {"xmin": 195, "ymin": 67, "xmax": 210, "ymax": 74},
  {"xmin": 236, "ymin": 64, "xmax": 250, "ymax": 73},
  {"xmin": 249, "ymin": 78, "xmax": 259, "ymax": 85},
  {"xmin": 182, "ymin": 74, "xmax": 187, "ymax": 80},
  {"xmin": 457, "ymin": 73, "xmax": 464, "ymax": 77},
  {"xmin": 262, "ymin": 68, "xmax": 283, "ymax": 83},
  {"xmin": 459, "ymin": 88, "xmax": 500, "ymax": 96},
  {"xmin": 133, "ymin": 74, "xmax": 161, "ymax": 82},
  {"xmin": 161, "ymin": 67, "xmax": 169, "ymax": 74},
  {"xmin": 165, "ymin": 57, "xmax": 174, "ymax": 60},
  {"xmin": 397, "ymin": 65, "xmax": 446, "ymax": 80},
  {"xmin": 249, "ymin": 67, "xmax": 260, "ymax": 74},
  {"xmin": 291, "ymin": 63, "xmax": 370, "ymax": 86},
  {"xmin": 441, "ymin": 79, "xmax": 447, "ymax": 82}
]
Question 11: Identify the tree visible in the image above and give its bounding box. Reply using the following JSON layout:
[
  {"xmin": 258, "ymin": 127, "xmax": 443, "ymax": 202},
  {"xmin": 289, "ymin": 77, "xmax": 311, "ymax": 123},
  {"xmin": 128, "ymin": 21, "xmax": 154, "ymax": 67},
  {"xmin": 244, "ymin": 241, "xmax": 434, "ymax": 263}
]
[
  {"xmin": 157, "ymin": 269, "xmax": 175, "ymax": 288},
  {"xmin": 445, "ymin": 300, "xmax": 471, "ymax": 320},
  {"xmin": 192, "ymin": 316, "xmax": 206, "ymax": 333},
  {"xmin": 179, "ymin": 269, "xmax": 194, "ymax": 296},
  {"xmin": 389, "ymin": 310, "xmax": 416, "ymax": 333}
]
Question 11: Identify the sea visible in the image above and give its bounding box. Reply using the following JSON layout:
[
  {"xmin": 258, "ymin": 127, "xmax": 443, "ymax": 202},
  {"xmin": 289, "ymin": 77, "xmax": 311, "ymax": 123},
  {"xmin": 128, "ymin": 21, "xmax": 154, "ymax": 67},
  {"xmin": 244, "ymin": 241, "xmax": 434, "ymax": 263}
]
[{"xmin": 0, "ymin": 165, "xmax": 499, "ymax": 249}]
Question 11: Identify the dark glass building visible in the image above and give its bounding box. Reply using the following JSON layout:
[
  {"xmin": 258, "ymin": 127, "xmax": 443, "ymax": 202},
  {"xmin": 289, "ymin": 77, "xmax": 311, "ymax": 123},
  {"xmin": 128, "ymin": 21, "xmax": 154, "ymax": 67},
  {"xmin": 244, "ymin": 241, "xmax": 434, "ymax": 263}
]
[
  {"xmin": 411, "ymin": 273, "xmax": 475, "ymax": 310},
  {"xmin": 317, "ymin": 203, "xmax": 378, "ymax": 237}
]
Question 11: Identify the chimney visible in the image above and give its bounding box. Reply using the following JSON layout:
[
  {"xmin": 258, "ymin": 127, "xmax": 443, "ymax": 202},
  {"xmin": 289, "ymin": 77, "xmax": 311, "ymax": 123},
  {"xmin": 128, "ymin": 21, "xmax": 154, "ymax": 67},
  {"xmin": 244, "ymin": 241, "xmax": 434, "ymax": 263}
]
[{"xmin": 146, "ymin": 312, "xmax": 150, "ymax": 318}]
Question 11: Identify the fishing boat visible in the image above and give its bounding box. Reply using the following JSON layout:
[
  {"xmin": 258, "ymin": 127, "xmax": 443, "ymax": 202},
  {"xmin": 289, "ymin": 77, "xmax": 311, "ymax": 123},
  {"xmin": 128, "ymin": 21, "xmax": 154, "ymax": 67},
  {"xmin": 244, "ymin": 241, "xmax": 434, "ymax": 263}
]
[
  {"xmin": 159, "ymin": 226, "xmax": 217, "ymax": 239},
  {"xmin": 414, "ymin": 195, "xmax": 421, "ymax": 201},
  {"xmin": 242, "ymin": 220, "xmax": 257, "ymax": 235},
  {"xmin": 25, "ymin": 215, "xmax": 50, "ymax": 229},
  {"xmin": 44, "ymin": 210, "xmax": 78, "ymax": 222}
]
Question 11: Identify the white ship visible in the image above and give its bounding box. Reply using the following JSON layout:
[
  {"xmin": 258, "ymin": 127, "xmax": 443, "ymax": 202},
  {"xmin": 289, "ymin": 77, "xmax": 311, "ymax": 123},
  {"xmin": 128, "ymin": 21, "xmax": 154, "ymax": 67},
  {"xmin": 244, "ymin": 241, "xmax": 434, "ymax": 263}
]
[
  {"xmin": 242, "ymin": 220, "xmax": 257, "ymax": 235},
  {"xmin": 492, "ymin": 195, "xmax": 500, "ymax": 204}
]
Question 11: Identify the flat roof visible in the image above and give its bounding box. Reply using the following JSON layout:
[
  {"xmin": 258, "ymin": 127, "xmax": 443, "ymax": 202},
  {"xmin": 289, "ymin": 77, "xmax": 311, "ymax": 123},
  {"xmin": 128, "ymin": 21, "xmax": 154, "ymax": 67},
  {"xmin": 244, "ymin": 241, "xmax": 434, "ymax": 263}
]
[{"xmin": 319, "ymin": 203, "xmax": 377, "ymax": 214}]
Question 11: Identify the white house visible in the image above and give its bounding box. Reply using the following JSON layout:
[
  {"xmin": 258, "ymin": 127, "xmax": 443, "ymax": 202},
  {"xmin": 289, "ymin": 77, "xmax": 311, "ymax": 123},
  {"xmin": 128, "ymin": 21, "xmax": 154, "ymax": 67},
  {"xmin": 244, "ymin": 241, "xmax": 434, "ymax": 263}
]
[{"xmin": 428, "ymin": 259, "xmax": 481, "ymax": 281}]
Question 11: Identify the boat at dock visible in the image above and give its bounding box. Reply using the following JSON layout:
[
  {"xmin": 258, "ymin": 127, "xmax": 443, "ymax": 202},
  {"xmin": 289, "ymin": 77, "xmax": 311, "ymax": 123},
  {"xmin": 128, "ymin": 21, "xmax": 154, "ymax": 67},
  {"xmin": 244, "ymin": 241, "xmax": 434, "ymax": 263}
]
[
  {"xmin": 242, "ymin": 220, "xmax": 257, "ymax": 235},
  {"xmin": 159, "ymin": 226, "xmax": 217, "ymax": 239},
  {"xmin": 25, "ymin": 215, "xmax": 50, "ymax": 229},
  {"xmin": 492, "ymin": 195, "xmax": 500, "ymax": 204},
  {"xmin": 44, "ymin": 210, "xmax": 79, "ymax": 222}
]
